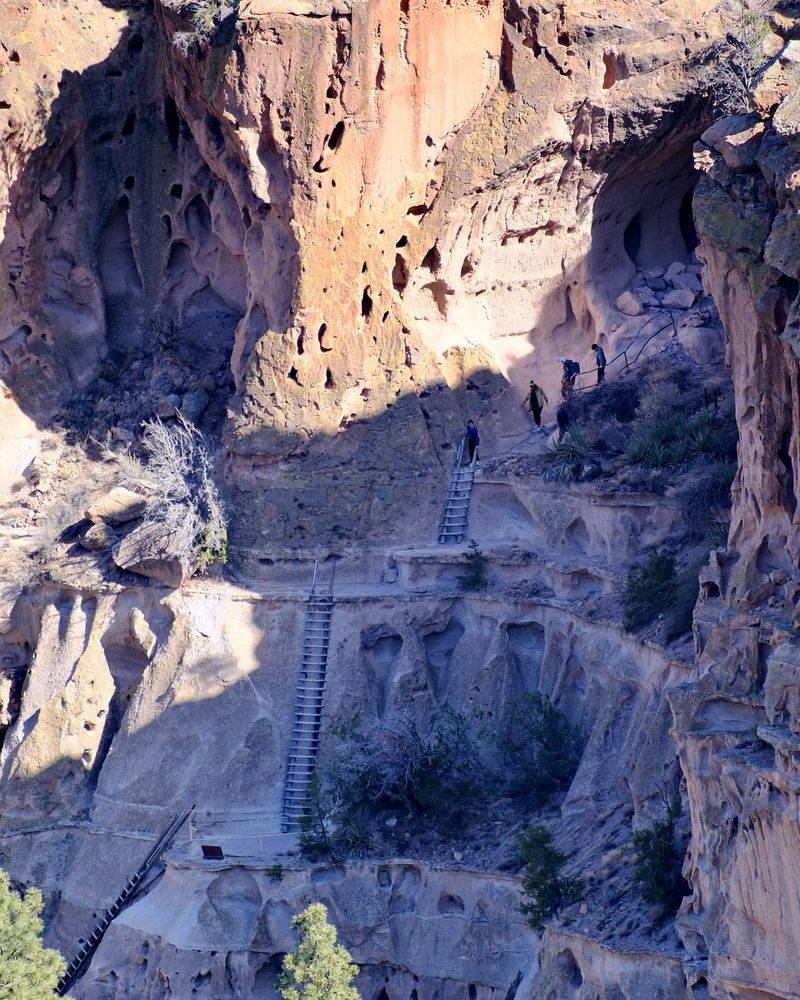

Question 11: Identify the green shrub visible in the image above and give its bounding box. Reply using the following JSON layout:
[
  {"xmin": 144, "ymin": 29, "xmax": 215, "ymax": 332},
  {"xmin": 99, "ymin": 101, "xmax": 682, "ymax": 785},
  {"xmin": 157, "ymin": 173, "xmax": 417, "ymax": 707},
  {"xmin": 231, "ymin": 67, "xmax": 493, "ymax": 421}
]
[
  {"xmin": 544, "ymin": 431, "xmax": 594, "ymax": 482},
  {"xmin": 505, "ymin": 694, "xmax": 581, "ymax": 803},
  {"xmin": 457, "ymin": 541, "xmax": 488, "ymax": 590},
  {"xmin": 278, "ymin": 903, "xmax": 360, "ymax": 1000},
  {"xmin": 624, "ymin": 408, "xmax": 734, "ymax": 469},
  {"xmin": 0, "ymin": 869, "xmax": 68, "ymax": 1000},
  {"xmin": 267, "ymin": 863, "xmax": 284, "ymax": 883},
  {"xmin": 518, "ymin": 826, "xmax": 583, "ymax": 929},
  {"xmin": 299, "ymin": 709, "xmax": 488, "ymax": 859},
  {"xmin": 633, "ymin": 797, "xmax": 688, "ymax": 911},
  {"xmin": 622, "ymin": 551, "xmax": 678, "ymax": 632}
]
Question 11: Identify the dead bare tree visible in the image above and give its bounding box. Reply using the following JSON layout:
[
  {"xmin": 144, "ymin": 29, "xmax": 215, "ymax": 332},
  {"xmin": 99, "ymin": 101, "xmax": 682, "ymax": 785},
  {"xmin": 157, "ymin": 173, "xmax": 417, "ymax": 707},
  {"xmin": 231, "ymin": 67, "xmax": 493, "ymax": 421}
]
[{"xmin": 711, "ymin": 0, "xmax": 771, "ymax": 114}]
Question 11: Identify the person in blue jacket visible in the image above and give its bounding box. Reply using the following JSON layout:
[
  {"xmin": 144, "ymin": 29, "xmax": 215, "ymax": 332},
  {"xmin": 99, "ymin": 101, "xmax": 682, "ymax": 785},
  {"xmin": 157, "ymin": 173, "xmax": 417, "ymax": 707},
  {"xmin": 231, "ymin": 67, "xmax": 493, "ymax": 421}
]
[
  {"xmin": 465, "ymin": 420, "xmax": 480, "ymax": 465},
  {"xmin": 591, "ymin": 343, "xmax": 607, "ymax": 384}
]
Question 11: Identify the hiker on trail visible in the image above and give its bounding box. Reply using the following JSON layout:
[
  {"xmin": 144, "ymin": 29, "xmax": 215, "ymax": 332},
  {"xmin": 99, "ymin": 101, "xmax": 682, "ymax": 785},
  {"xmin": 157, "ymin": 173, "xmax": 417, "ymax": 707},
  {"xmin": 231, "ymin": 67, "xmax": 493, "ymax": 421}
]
[
  {"xmin": 465, "ymin": 419, "xmax": 479, "ymax": 465},
  {"xmin": 591, "ymin": 343, "xmax": 607, "ymax": 384},
  {"xmin": 528, "ymin": 380, "xmax": 548, "ymax": 429},
  {"xmin": 560, "ymin": 357, "xmax": 579, "ymax": 398}
]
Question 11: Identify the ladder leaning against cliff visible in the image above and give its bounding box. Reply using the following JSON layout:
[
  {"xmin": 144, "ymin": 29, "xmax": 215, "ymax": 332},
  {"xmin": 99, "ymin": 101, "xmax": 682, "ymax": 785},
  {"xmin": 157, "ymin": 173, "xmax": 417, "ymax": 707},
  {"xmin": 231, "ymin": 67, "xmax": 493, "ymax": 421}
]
[
  {"xmin": 57, "ymin": 808, "xmax": 193, "ymax": 996},
  {"xmin": 438, "ymin": 435, "xmax": 476, "ymax": 545},
  {"xmin": 281, "ymin": 560, "xmax": 335, "ymax": 834}
]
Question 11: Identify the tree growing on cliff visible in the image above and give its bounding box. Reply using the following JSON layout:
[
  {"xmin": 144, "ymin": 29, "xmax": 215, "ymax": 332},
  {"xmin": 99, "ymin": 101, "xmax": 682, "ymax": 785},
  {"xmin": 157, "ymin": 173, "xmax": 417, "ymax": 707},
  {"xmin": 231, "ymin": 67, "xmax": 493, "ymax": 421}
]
[
  {"xmin": 119, "ymin": 418, "xmax": 228, "ymax": 573},
  {"xmin": 633, "ymin": 796, "xmax": 689, "ymax": 912},
  {"xmin": 0, "ymin": 869, "xmax": 67, "ymax": 999},
  {"xmin": 712, "ymin": 0, "xmax": 770, "ymax": 114},
  {"xmin": 278, "ymin": 904, "xmax": 360, "ymax": 1000},
  {"xmin": 518, "ymin": 826, "xmax": 584, "ymax": 929},
  {"xmin": 505, "ymin": 694, "xmax": 582, "ymax": 803}
]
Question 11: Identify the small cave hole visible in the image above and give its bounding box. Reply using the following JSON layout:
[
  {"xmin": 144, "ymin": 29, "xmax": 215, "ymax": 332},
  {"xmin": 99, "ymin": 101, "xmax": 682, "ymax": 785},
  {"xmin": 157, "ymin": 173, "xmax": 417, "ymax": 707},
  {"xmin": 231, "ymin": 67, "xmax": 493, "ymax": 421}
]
[
  {"xmin": 0, "ymin": 101, "xmax": 10, "ymax": 111},
  {"xmin": 318, "ymin": 323, "xmax": 332, "ymax": 351},
  {"xmin": 679, "ymin": 188, "xmax": 699, "ymax": 253},
  {"xmin": 361, "ymin": 287, "xmax": 373, "ymax": 318},
  {"xmin": 326, "ymin": 84, "xmax": 337, "ymax": 99},
  {"xmin": 400, "ymin": 0, "xmax": 410, "ymax": 14},
  {"xmin": 607, "ymin": 112, "xmax": 614, "ymax": 143},
  {"xmin": 328, "ymin": 121, "xmax": 345, "ymax": 151},
  {"xmin": 425, "ymin": 135, "xmax": 434, "ymax": 147},
  {"xmin": 206, "ymin": 114, "xmax": 225, "ymax": 152},
  {"xmin": 558, "ymin": 31, "xmax": 571, "ymax": 45},
  {"xmin": 170, "ymin": 183, "xmax": 183, "ymax": 199},
  {"xmin": 123, "ymin": 175, "xmax": 134, "ymax": 190},
  {"xmin": 396, "ymin": 234, "xmax": 408, "ymax": 248},
  {"xmin": 242, "ymin": 205, "xmax": 251, "ymax": 227},
  {"xmin": 288, "ymin": 366, "xmax": 301, "ymax": 385},
  {"xmin": 325, "ymin": 368, "xmax": 335, "ymax": 389},
  {"xmin": 164, "ymin": 96, "xmax": 181, "ymax": 147},
  {"xmin": 162, "ymin": 215, "xmax": 172, "ymax": 237},
  {"xmin": 556, "ymin": 950, "xmax": 583, "ymax": 989},
  {"xmin": 461, "ymin": 254, "xmax": 475, "ymax": 277},
  {"xmin": 376, "ymin": 60, "xmax": 386, "ymax": 90},
  {"xmin": 421, "ymin": 244, "xmax": 441, "ymax": 272},
  {"xmin": 297, "ymin": 329, "xmax": 305, "ymax": 355},
  {"xmin": 407, "ymin": 203, "xmax": 428, "ymax": 217},
  {"xmin": 392, "ymin": 254, "xmax": 409, "ymax": 293},
  {"xmin": 602, "ymin": 52, "xmax": 617, "ymax": 89},
  {"xmin": 127, "ymin": 34, "xmax": 144, "ymax": 54},
  {"xmin": 9, "ymin": 50, "xmax": 20, "ymax": 63},
  {"xmin": 121, "ymin": 111, "xmax": 136, "ymax": 136},
  {"xmin": 623, "ymin": 212, "xmax": 642, "ymax": 264}
]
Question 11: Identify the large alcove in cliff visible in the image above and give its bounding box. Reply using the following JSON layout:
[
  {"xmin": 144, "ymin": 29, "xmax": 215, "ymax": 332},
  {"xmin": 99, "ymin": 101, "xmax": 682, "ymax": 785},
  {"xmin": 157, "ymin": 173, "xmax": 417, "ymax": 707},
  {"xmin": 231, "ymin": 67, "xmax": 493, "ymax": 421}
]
[{"xmin": 590, "ymin": 142, "xmax": 700, "ymax": 296}]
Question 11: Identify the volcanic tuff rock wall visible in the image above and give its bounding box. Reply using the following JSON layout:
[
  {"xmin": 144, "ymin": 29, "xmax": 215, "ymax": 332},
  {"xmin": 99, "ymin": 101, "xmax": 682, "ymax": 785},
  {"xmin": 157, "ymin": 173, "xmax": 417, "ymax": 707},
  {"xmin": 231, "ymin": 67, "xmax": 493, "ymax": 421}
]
[
  {"xmin": 1, "ymin": 0, "xmax": 719, "ymax": 552},
  {"xmin": 672, "ymin": 66, "xmax": 800, "ymax": 1000},
  {"xmin": 4, "ymin": 1, "xmax": 800, "ymax": 1000}
]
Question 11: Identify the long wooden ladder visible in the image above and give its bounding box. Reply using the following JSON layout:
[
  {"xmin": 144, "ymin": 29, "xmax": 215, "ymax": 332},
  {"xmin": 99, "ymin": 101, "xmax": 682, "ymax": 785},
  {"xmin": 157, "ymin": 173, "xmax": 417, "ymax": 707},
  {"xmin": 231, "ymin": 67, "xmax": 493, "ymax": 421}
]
[
  {"xmin": 438, "ymin": 436, "xmax": 476, "ymax": 544},
  {"xmin": 281, "ymin": 562, "xmax": 335, "ymax": 833},
  {"xmin": 57, "ymin": 809, "xmax": 192, "ymax": 996}
]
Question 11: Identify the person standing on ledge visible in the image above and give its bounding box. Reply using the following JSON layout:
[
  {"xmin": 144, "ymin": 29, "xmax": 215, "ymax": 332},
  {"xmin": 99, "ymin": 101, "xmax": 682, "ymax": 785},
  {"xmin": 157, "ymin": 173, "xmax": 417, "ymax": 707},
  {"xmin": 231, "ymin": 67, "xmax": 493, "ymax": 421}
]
[
  {"xmin": 591, "ymin": 342, "xmax": 607, "ymax": 384},
  {"xmin": 560, "ymin": 357, "xmax": 579, "ymax": 397},
  {"xmin": 528, "ymin": 380, "xmax": 548, "ymax": 429},
  {"xmin": 465, "ymin": 419, "xmax": 480, "ymax": 465}
]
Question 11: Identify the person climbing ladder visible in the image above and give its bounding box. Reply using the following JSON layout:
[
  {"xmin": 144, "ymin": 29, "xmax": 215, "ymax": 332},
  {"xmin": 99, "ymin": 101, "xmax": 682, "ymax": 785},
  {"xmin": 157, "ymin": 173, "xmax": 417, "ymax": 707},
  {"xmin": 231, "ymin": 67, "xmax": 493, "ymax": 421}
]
[{"xmin": 465, "ymin": 420, "xmax": 479, "ymax": 465}]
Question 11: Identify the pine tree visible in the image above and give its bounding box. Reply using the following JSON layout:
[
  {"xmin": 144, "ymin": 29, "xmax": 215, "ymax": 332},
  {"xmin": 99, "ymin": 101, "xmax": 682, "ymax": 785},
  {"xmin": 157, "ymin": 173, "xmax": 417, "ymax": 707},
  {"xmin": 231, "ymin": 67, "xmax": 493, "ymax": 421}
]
[
  {"xmin": 278, "ymin": 903, "xmax": 360, "ymax": 1000},
  {"xmin": 0, "ymin": 869, "xmax": 66, "ymax": 1000}
]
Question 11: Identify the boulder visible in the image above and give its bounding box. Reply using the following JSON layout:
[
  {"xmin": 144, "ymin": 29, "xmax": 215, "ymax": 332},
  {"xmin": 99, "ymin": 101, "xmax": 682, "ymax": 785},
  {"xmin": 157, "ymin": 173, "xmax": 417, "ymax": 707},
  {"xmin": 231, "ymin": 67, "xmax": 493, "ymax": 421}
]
[
  {"xmin": 112, "ymin": 521, "xmax": 192, "ymax": 588},
  {"xmin": 663, "ymin": 287, "xmax": 697, "ymax": 310},
  {"xmin": 179, "ymin": 388, "xmax": 210, "ymax": 424},
  {"xmin": 677, "ymin": 325, "xmax": 725, "ymax": 365},
  {"xmin": 671, "ymin": 271, "xmax": 703, "ymax": 293},
  {"xmin": 80, "ymin": 523, "xmax": 119, "ymax": 552},
  {"xmin": 700, "ymin": 114, "xmax": 765, "ymax": 170},
  {"xmin": 128, "ymin": 608, "xmax": 157, "ymax": 658},
  {"xmin": 85, "ymin": 487, "xmax": 147, "ymax": 526},
  {"xmin": 616, "ymin": 288, "xmax": 656, "ymax": 315},
  {"xmin": 155, "ymin": 394, "xmax": 181, "ymax": 419},
  {"xmin": 664, "ymin": 261, "xmax": 685, "ymax": 284}
]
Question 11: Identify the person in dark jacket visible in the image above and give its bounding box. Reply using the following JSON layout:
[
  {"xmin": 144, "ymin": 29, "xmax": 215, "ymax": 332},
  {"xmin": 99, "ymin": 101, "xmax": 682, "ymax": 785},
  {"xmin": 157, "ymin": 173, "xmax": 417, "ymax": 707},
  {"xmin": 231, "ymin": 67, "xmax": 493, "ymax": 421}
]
[
  {"xmin": 465, "ymin": 420, "xmax": 479, "ymax": 464},
  {"xmin": 528, "ymin": 380, "xmax": 548, "ymax": 428},
  {"xmin": 591, "ymin": 343, "xmax": 607, "ymax": 384},
  {"xmin": 560, "ymin": 357, "xmax": 579, "ymax": 398}
]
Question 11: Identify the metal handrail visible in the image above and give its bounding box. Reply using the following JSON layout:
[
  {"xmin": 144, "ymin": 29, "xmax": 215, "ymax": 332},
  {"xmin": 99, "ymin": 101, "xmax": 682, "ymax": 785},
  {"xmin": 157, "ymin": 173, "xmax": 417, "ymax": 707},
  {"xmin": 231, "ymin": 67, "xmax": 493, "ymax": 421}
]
[{"xmin": 571, "ymin": 308, "xmax": 678, "ymax": 393}]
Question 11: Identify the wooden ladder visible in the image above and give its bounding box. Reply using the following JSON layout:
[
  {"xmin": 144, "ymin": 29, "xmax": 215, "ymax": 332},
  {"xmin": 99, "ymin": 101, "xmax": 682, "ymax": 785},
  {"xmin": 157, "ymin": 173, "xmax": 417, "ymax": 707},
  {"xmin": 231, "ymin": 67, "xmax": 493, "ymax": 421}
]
[
  {"xmin": 438, "ymin": 436, "xmax": 475, "ymax": 544},
  {"xmin": 280, "ymin": 562, "xmax": 335, "ymax": 833},
  {"xmin": 57, "ymin": 809, "xmax": 192, "ymax": 996}
]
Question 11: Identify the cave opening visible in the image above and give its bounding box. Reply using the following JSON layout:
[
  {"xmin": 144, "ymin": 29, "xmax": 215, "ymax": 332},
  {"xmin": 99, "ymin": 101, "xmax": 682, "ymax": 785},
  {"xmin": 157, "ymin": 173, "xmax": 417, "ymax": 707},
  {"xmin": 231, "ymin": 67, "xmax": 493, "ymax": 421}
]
[
  {"xmin": 164, "ymin": 96, "xmax": 181, "ymax": 147},
  {"xmin": 679, "ymin": 188, "xmax": 699, "ymax": 253},
  {"xmin": 623, "ymin": 213, "xmax": 642, "ymax": 264}
]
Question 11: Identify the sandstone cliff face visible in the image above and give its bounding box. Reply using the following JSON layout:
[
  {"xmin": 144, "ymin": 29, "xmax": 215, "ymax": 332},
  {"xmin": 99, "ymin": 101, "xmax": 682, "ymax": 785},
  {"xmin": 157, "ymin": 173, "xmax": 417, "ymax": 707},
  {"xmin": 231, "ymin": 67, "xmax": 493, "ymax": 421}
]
[{"xmin": 1, "ymin": 1, "xmax": 797, "ymax": 1000}]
